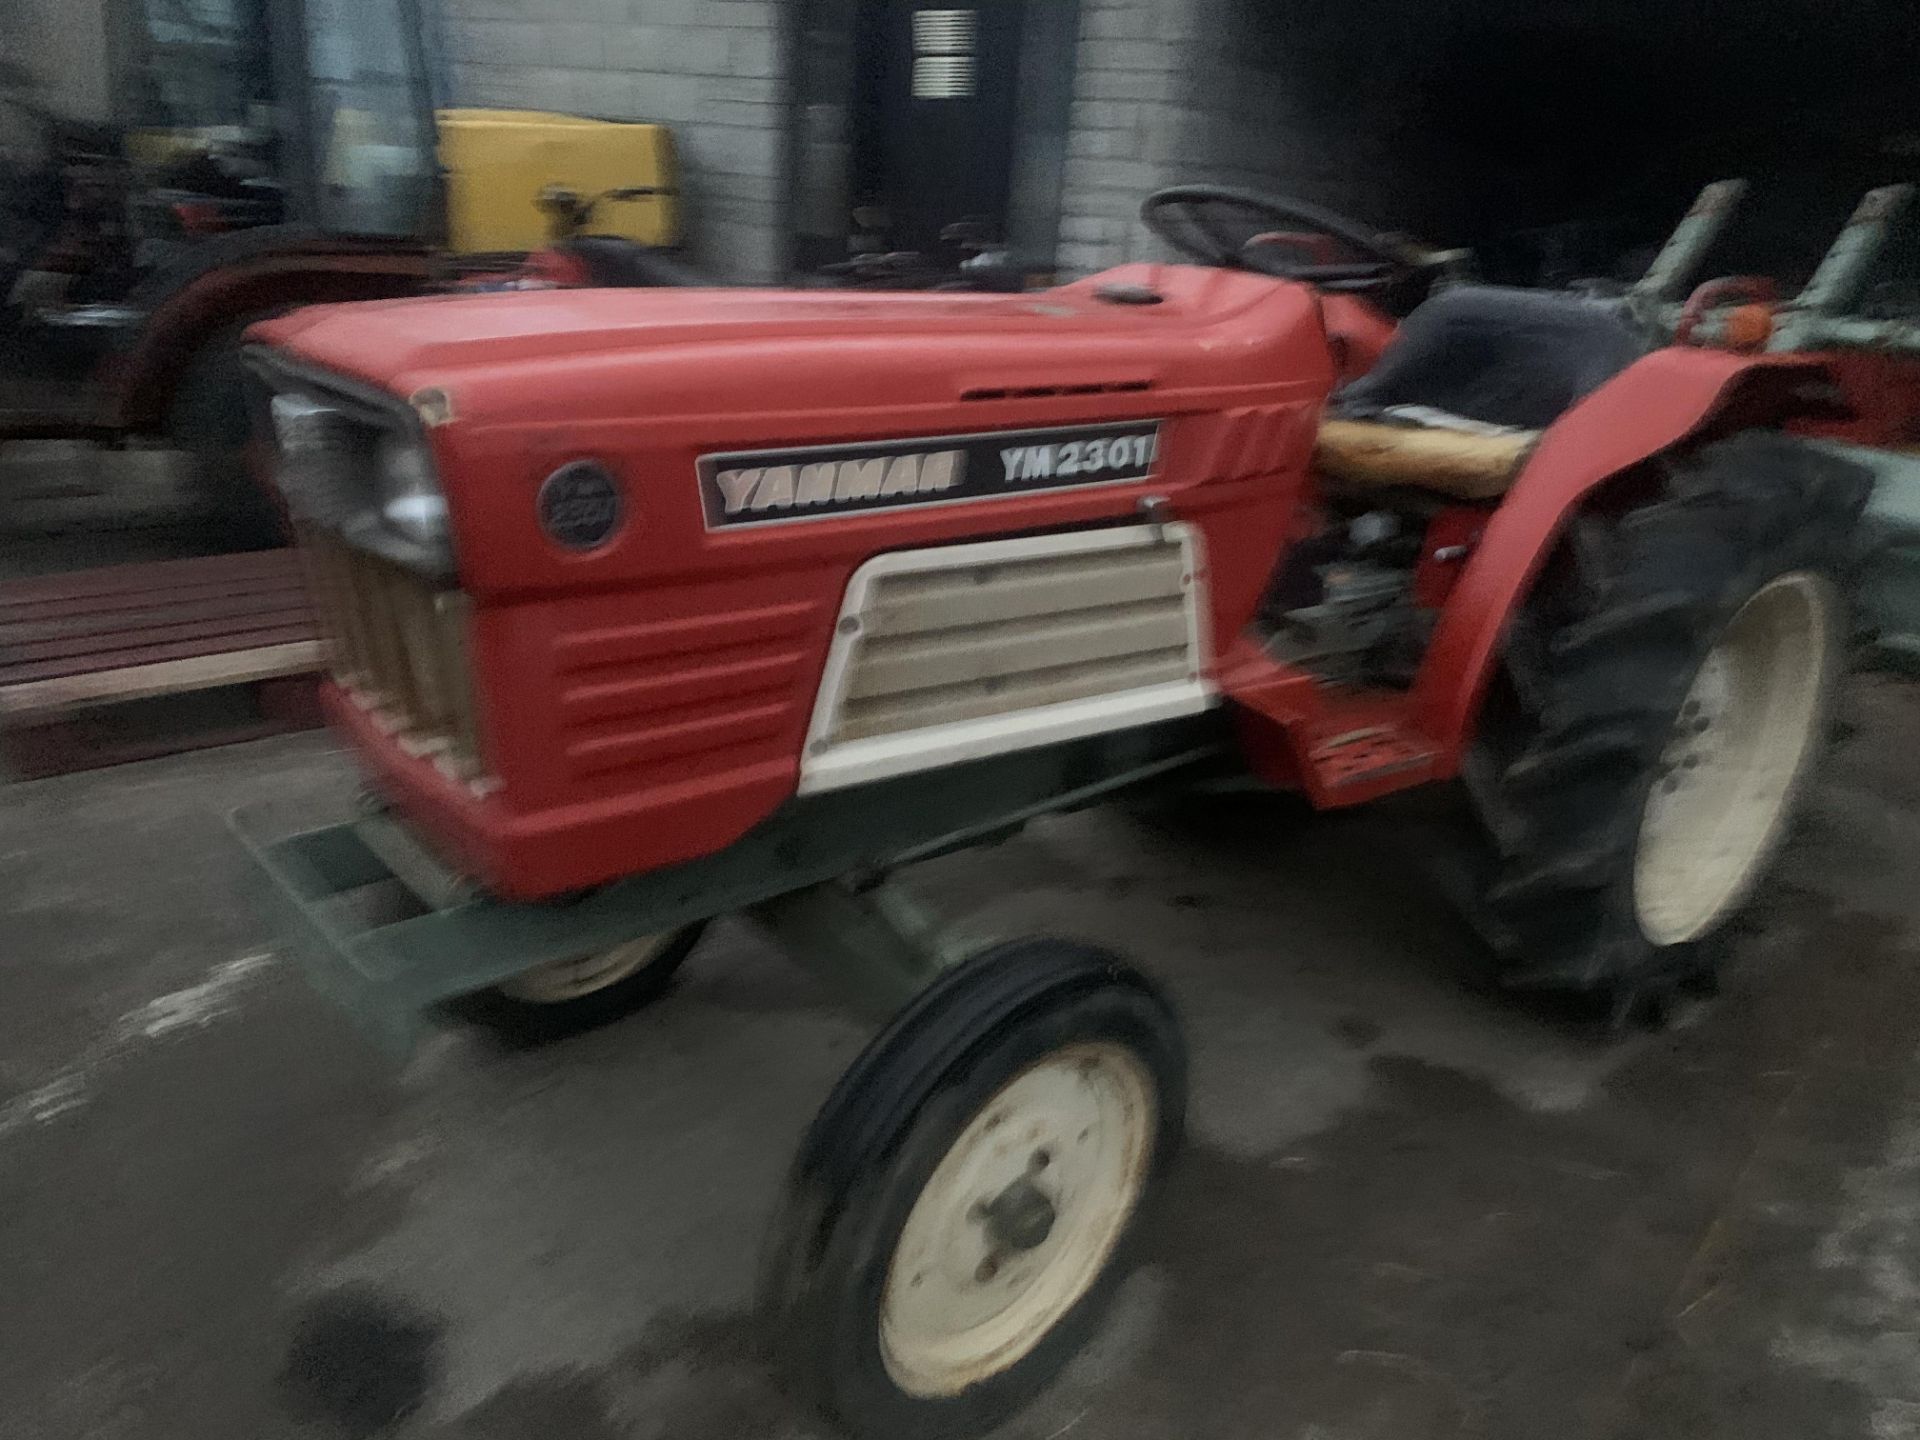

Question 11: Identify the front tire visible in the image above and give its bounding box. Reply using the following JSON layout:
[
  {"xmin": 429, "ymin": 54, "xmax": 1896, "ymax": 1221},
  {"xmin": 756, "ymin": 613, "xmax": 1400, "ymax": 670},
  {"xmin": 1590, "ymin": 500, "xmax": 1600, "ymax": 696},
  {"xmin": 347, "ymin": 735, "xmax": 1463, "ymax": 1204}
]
[
  {"xmin": 763, "ymin": 937, "xmax": 1185, "ymax": 1439},
  {"xmin": 1461, "ymin": 430, "xmax": 1871, "ymax": 1002},
  {"xmin": 464, "ymin": 923, "xmax": 707, "ymax": 1041}
]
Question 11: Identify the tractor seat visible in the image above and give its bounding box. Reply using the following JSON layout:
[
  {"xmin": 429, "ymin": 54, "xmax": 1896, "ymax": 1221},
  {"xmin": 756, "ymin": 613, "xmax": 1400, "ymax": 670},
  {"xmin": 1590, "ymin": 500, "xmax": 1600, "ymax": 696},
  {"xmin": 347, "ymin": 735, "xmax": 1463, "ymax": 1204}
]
[{"xmin": 1314, "ymin": 285, "xmax": 1647, "ymax": 501}]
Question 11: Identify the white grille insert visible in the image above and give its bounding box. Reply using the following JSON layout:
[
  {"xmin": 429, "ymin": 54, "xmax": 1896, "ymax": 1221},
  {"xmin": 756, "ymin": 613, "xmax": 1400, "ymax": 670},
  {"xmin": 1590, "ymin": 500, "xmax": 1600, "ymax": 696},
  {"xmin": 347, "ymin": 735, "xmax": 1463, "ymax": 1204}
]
[{"xmin": 800, "ymin": 524, "xmax": 1213, "ymax": 793}]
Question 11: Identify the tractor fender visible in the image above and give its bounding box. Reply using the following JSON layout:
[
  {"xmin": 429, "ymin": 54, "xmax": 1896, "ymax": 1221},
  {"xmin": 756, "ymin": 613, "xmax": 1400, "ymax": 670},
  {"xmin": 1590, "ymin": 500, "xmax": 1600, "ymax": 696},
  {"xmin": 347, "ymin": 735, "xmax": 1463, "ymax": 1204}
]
[
  {"xmin": 1409, "ymin": 346, "xmax": 1836, "ymax": 768},
  {"xmin": 109, "ymin": 226, "xmax": 434, "ymax": 435}
]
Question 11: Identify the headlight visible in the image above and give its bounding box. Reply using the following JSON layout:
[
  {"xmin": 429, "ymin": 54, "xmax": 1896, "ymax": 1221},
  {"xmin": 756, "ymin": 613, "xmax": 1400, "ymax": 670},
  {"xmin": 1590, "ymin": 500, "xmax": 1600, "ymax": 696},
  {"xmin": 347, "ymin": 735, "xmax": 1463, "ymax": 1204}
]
[
  {"xmin": 269, "ymin": 393, "xmax": 333, "ymax": 455},
  {"xmin": 375, "ymin": 433, "xmax": 449, "ymax": 547}
]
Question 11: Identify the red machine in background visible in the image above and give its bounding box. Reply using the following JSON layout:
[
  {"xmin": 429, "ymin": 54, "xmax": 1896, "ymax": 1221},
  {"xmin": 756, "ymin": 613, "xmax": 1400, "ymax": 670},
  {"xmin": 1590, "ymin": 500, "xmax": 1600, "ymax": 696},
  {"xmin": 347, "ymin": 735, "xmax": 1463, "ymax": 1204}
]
[{"xmin": 237, "ymin": 182, "xmax": 1913, "ymax": 1439}]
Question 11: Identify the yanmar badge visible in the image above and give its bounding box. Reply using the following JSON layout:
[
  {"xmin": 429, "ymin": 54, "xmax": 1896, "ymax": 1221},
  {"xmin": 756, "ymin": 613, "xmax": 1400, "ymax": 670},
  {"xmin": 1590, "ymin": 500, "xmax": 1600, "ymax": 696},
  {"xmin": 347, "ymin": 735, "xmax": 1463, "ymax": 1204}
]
[{"xmin": 697, "ymin": 420, "xmax": 1162, "ymax": 529}]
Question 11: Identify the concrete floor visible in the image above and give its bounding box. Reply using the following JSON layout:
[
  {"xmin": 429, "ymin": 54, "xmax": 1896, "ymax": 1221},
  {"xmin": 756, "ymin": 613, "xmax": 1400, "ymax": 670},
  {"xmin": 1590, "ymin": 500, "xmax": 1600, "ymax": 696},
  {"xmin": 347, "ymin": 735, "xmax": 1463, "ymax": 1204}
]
[{"xmin": 4, "ymin": 676, "xmax": 1920, "ymax": 1440}]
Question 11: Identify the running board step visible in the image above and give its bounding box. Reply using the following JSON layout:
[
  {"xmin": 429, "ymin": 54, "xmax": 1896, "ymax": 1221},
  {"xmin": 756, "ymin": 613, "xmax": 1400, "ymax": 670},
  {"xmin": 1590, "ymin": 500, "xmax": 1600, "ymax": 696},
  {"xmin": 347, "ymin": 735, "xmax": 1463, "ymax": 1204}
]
[{"xmin": 1307, "ymin": 725, "xmax": 1439, "ymax": 793}]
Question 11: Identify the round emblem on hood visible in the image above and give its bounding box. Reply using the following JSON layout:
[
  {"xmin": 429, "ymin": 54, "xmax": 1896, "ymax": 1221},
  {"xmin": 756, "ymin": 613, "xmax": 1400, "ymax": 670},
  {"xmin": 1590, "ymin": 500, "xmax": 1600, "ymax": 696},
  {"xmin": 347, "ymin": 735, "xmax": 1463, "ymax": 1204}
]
[{"xmin": 538, "ymin": 461, "xmax": 623, "ymax": 550}]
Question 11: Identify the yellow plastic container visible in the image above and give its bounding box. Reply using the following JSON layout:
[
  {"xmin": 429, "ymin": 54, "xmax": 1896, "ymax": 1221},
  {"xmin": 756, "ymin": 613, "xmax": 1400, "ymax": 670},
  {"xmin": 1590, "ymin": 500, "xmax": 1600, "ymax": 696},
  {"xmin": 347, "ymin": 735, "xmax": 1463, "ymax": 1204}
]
[{"xmin": 435, "ymin": 108, "xmax": 680, "ymax": 254}]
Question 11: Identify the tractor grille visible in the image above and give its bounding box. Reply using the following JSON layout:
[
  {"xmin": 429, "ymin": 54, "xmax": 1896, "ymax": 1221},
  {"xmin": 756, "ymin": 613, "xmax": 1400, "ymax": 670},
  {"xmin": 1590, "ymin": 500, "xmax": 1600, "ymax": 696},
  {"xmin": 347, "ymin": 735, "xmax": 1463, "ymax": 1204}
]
[
  {"xmin": 831, "ymin": 545, "xmax": 1192, "ymax": 742},
  {"xmin": 293, "ymin": 524, "xmax": 489, "ymax": 787},
  {"xmin": 801, "ymin": 524, "xmax": 1213, "ymax": 792}
]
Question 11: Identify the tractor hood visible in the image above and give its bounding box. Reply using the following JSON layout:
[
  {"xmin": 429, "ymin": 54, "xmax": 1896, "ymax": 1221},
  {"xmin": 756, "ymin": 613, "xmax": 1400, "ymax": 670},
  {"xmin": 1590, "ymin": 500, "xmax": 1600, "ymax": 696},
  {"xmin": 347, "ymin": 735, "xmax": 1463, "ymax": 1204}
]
[
  {"xmin": 250, "ymin": 262, "xmax": 1342, "ymax": 610},
  {"xmin": 248, "ymin": 265, "xmax": 1332, "ymax": 424}
]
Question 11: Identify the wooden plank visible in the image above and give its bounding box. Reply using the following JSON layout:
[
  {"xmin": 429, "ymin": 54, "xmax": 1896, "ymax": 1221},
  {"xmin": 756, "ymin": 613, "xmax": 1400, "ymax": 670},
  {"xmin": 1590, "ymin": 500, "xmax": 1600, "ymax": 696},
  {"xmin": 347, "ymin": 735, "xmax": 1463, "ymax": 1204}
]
[
  {"xmin": 0, "ymin": 549, "xmax": 298, "ymax": 593},
  {"xmin": 0, "ymin": 640, "xmax": 326, "ymax": 722},
  {"xmin": 0, "ymin": 550, "xmax": 299, "ymax": 608},
  {"xmin": 0, "ymin": 566, "xmax": 305, "ymax": 616},
  {"xmin": 0, "ymin": 574, "xmax": 309, "ymax": 628},
  {"xmin": 0, "ymin": 597, "xmax": 316, "ymax": 656},
  {"xmin": 0, "ymin": 609, "xmax": 318, "ymax": 673},
  {"xmin": 0, "ymin": 621, "xmax": 322, "ymax": 687}
]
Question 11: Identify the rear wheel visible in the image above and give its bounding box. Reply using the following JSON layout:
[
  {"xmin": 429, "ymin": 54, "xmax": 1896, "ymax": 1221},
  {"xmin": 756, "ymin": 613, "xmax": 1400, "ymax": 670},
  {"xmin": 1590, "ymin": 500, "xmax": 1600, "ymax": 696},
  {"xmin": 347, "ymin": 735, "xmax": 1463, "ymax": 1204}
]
[
  {"xmin": 1461, "ymin": 431, "xmax": 1871, "ymax": 1008},
  {"xmin": 1631, "ymin": 571, "xmax": 1835, "ymax": 945},
  {"xmin": 763, "ymin": 937, "xmax": 1184, "ymax": 1439}
]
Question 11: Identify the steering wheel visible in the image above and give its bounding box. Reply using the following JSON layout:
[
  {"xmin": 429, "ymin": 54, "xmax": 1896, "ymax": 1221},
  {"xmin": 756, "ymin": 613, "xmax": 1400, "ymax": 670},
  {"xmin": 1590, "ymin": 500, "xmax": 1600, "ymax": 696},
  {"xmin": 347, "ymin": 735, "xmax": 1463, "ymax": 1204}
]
[{"xmin": 1141, "ymin": 186, "xmax": 1413, "ymax": 291}]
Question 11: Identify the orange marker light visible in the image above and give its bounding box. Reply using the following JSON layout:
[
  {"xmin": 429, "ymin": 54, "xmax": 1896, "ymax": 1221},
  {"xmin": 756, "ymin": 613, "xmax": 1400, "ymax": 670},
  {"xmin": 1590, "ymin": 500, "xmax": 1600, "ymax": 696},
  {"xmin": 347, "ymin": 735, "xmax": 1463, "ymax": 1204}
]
[{"xmin": 1722, "ymin": 303, "xmax": 1774, "ymax": 352}]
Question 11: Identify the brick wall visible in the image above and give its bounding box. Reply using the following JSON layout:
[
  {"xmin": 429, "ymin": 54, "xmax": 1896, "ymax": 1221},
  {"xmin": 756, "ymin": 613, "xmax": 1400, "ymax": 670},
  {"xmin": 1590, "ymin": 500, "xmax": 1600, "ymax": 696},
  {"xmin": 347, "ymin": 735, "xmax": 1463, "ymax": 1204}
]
[
  {"xmin": 437, "ymin": 0, "xmax": 789, "ymax": 280},
  {"xmin": 2, "ymin": 0, "xmax": 115, "ymax": 145},
  {"xmin": 435, "ymin": 0, "xmax": 1493, "ymax": 284},
  {"xmin": 1052, "ymin": 0, "xmax": 1199, "ymax": 276},
  {"xmin": 1166, "ymin": 0, "xmax": 1479, "ymax": 243},
  {"xmin": 1054, "ymin": 0, "xmax": 1486, "ymax": 278}
]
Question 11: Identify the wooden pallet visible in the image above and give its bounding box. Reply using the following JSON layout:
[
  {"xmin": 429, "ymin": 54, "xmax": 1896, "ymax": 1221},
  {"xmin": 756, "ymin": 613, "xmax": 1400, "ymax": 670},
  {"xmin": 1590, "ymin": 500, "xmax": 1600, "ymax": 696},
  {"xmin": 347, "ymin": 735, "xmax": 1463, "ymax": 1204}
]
[{"xmin": 0, "ymin": 550, "xmax": 326, "ymax": 777}]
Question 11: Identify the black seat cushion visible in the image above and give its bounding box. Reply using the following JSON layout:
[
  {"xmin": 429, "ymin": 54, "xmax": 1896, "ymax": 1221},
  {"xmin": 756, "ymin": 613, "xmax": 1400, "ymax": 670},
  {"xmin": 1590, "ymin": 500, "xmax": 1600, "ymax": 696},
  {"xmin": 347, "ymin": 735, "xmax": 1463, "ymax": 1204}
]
[{"xmin": 1334, "ymin": 285, "xmax": 1647, "ymax": 431}]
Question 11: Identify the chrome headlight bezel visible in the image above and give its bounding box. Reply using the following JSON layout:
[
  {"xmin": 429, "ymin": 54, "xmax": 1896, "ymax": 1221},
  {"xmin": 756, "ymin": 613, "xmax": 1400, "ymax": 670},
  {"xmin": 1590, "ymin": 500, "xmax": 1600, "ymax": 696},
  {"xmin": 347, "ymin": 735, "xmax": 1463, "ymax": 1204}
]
[{"xmin": 246, "ymin": 348, "xmax": 458, "ymax": 582}]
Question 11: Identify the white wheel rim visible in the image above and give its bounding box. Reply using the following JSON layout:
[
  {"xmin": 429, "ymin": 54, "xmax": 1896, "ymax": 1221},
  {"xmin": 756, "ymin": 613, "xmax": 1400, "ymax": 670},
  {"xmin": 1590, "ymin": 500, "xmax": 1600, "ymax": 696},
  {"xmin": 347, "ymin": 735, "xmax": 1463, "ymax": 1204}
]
[
  {"xmin": 1633, "ymin": 571, "xmax": 1836, "ymax": 946},
  {"xmin": 879, "ymin": 1041, "xmax": 1156, "ymax": 1398},
  {"xmin": 497, "ymin": 933, "xmax": 673, "ymax": 1004}
]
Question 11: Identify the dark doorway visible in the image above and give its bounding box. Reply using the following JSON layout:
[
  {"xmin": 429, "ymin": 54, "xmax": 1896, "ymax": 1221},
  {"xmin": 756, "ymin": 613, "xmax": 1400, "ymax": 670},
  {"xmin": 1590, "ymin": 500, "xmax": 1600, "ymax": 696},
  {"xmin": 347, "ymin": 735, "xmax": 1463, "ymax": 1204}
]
[
  {"xmin": 788, "ymin": 0, "xmax": 1042, "ymax": 273},
  {"xmin": 852, "ymin": 1, "xmax": 1025, "ymax": 253}
]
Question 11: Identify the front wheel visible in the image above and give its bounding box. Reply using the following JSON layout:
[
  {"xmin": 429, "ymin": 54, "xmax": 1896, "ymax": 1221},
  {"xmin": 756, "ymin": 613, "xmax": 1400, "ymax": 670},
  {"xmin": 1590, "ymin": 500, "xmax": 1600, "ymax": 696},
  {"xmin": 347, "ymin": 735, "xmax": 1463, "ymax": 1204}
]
[
  {"xmin": 763, "ymin": 937, "xmax": 1185, "ymax": 1439},
  {"xmin": 466, "ymin": 923, "xmax": 707, "ymax": 1041},
  {"xmin": 1460, "ymin": 430, "xmax": 1872, "ymax": 1009}
]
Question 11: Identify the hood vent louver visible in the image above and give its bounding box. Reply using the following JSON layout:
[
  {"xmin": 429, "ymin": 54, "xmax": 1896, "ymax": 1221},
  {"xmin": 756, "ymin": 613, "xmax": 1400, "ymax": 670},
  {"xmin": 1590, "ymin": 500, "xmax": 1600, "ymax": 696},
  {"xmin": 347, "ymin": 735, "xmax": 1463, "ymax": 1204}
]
[{"xmin": 960, "ymin": 379, "xmax": 1153, "ymax": 402}]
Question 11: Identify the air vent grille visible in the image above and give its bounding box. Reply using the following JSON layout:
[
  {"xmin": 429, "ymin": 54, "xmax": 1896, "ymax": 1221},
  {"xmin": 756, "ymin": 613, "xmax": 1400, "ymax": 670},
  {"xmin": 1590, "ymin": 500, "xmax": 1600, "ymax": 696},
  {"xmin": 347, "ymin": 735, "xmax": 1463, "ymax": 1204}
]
[
  {"xmin": 911, "ymin": 9, "xmax": 977, "ymax": 99},
  {"xmin": 912, "ymin": 9, "xmax": 976, "ymax": 52},
  {"xmin": 961, "ymin": 380, "xmax": 1153, "ymax": 402},
  {"xmin": 800, "ymin": 525, "xmax": 1214, "ymax": 792},
  {"xmin": 912, "ymin": 56, "xmax": 976, "ymax": 99},
  {"xmin": 294, "ymin": 523, "xmax": 487, "ymax": 787}
]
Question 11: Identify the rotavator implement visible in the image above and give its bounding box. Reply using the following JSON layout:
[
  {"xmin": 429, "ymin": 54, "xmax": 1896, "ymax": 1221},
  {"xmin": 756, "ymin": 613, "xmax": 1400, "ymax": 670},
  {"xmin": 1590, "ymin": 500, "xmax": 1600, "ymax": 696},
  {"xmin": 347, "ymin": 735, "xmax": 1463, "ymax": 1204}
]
[{"xmin": 234, "ymin": 180, "xmax": 1920, "ymax": 1437}]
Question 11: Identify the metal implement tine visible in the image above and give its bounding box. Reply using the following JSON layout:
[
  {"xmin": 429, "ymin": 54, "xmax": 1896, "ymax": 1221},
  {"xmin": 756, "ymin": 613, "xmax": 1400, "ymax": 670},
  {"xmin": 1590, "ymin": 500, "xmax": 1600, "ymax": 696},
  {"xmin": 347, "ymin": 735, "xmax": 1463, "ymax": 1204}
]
[
  {"xmin": 1633, "ymin": 180, "xmax": 1747, "ymax": 304},
  {"xmin": 1771, "ymin": 185, "xmax": 1915, "ymax": 350},
  {"xmin": 1795, "ymin": 185, "xmax": 1914, "ymax": 316}
]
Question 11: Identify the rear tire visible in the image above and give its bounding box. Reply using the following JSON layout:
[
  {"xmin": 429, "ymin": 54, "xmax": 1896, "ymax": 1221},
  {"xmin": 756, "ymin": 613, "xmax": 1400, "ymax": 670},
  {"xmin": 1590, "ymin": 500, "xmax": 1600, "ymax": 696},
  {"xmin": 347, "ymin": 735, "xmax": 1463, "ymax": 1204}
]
[{"xmin": 1460, "ymin": 430, "xmax": 1872, "ymax": 1003}]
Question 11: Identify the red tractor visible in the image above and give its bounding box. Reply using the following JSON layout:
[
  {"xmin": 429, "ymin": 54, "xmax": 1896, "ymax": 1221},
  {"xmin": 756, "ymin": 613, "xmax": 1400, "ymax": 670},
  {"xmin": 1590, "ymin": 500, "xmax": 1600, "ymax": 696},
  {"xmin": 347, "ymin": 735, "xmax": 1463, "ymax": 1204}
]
[{"xmin": 236, "ymin": 181, "xmax": 1913, "ymax": 1437}]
